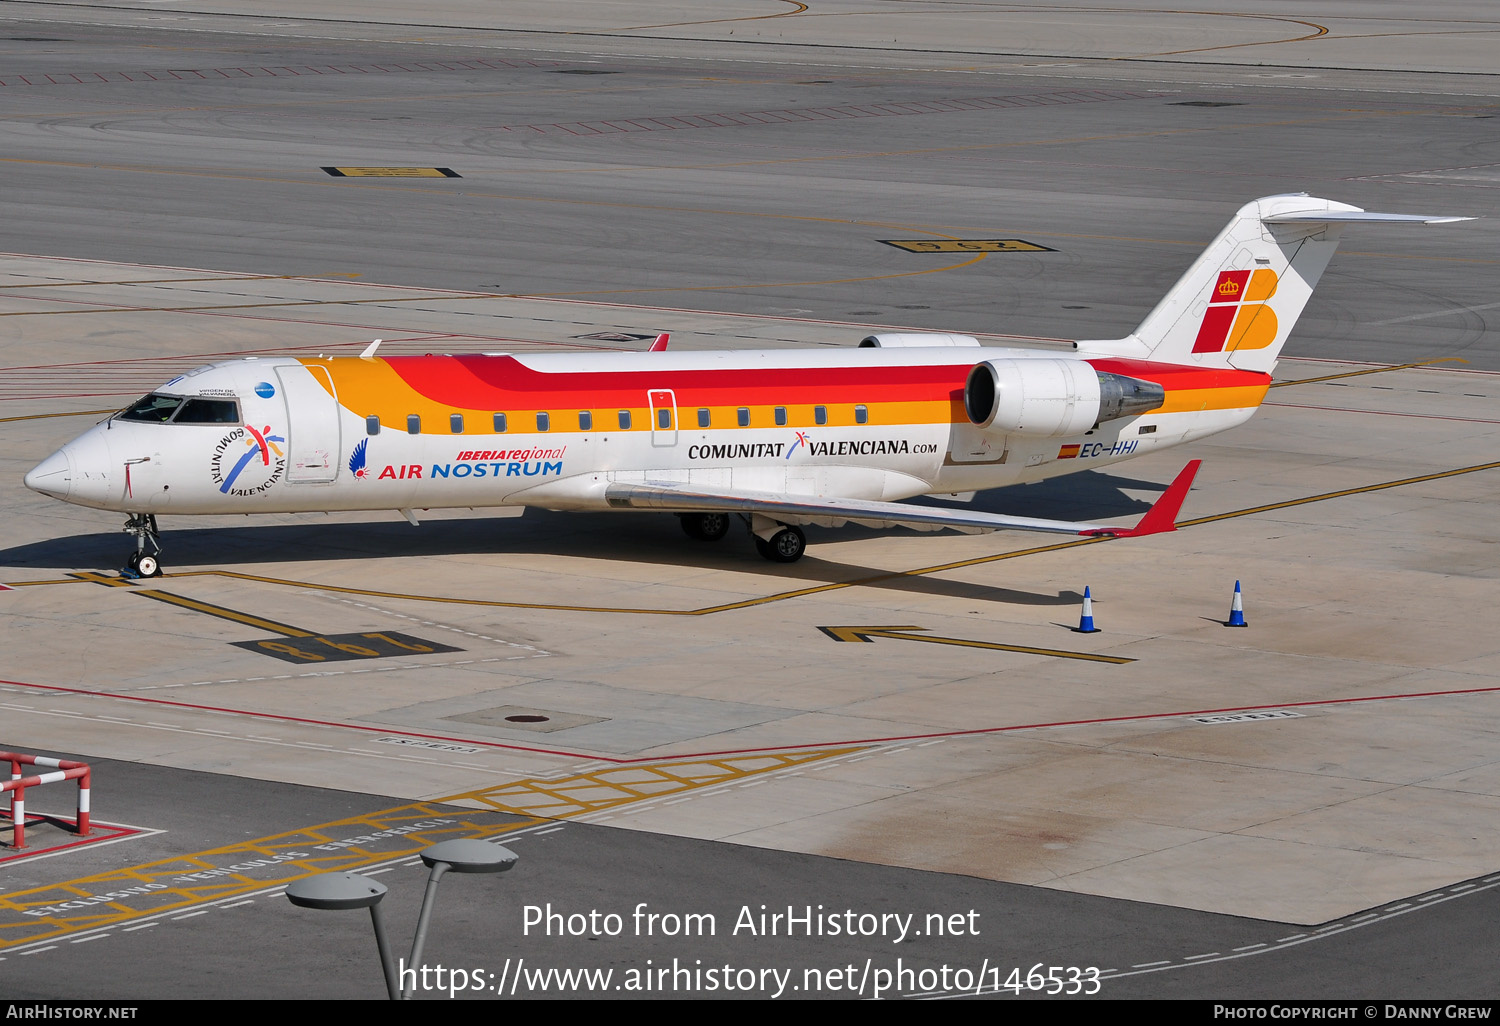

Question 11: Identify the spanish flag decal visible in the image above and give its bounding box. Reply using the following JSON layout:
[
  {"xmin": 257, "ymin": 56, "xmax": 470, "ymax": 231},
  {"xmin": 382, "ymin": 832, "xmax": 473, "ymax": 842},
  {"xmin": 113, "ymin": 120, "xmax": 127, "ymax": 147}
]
[{"xmin": 1058, "ymin": 444, "xmax": 1081, "ymax": 459}]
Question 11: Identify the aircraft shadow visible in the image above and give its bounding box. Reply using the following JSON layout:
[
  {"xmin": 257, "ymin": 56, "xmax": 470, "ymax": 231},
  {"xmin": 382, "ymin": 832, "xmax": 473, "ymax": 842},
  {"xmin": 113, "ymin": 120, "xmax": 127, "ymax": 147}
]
[{"xmin": 4, "ymin": 471, "xmax": 1161, "ymax": 610}]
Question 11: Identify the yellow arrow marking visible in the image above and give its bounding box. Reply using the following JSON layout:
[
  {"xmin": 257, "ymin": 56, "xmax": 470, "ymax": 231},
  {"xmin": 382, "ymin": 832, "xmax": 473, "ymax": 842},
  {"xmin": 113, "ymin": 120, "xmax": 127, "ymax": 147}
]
[{"xmin": 818, "ymin": 625, "xmax": 1133, "ymax": 664}]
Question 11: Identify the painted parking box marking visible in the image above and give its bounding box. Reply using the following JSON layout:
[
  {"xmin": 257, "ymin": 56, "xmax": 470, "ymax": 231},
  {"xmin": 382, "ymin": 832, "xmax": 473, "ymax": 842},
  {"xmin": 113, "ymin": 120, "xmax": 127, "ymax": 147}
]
[
  {"xmin": 879, "ymin": 239, "xmax": 1053, "ymax": 253},
  {"xmin": 322, "ymin": 167, "xmax": 460, "ymax": 178},
  {"xmin": 231, "ymin": 631, "xmax": 463, "ymax": 664},
  {"xmin": 132, "ymin": 591, "xmax": 461, "ymax": 662}
]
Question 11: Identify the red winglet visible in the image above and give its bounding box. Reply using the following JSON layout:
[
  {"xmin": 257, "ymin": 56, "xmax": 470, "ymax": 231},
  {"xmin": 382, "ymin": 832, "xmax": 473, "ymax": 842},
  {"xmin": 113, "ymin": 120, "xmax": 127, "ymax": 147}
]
[
  {"xmin": 1081, "ymin": 460, "xmax": 1201, "ymax": 538},
  {"xmin": 649, "ymin": 333, "xmax": 670, "ymax": 352}
]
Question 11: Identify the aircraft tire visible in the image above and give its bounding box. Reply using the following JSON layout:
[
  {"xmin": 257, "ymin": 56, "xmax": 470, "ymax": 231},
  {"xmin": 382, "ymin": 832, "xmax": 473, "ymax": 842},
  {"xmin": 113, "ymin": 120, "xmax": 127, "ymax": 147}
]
[
  {"xmin": 135, "ymin": 554, "xmax": 162, "ymax": 578},
  {"xmin": 759, "ymin": 526, "xmax": 806, "ymax": 563},
  {"xmin": 679, "ymin": 512, "xmax": 730, "ymax": 541},
  {"xmin": 696, "ymin": 513, "xmax": 730, "ymax": 541}
]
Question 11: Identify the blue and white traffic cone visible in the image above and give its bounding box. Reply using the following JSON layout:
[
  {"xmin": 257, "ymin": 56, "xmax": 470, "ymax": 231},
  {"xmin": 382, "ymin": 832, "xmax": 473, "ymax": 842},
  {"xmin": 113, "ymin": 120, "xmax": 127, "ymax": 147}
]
[
  {"xmin": 1225, "ymin": 580, "xmax": 1247, "ymax": 627},
  {"xmin": 1074, "ymin": 586, "xmax": 1101, "ymax": 633}
]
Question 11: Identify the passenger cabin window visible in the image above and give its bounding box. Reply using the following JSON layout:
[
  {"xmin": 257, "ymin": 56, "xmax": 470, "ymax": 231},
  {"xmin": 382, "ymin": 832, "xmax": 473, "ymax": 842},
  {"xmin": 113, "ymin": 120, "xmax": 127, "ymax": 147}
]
[
  {"xmin": 366, "ymin": 415, "xmax": 381, "ymax": 435},
  {"xmin": 493, "ymin": 413, "xmax": 507, "ymax": 432},
  {"xmin": 450, "ymin": 413, "xmax": 464, "ymax": 434},
  {"xmin": 657, "ymin": 408, "xmax": 672, "ymax": 429},
  {"xmin": 536, "ymin": 412, "xmax": 550, "ymax": 432},
  {"xmin": 118, "ymin": 393, "xmax": 184, "ymax": 423},
  {"xmin": 173, "ymin": 398, "xmax": 240, "ymax": 424},
  {"xmin": 814, "ymin": 405, "xmax": 827, "ymax": 426},
  {"xmin": 737, "ymin": 407, "xmax": 750, "ymax": 427},
  {"xmin": 618, "ymin": 410, "xmax": 632, "ymax": 430},
  {"xmin": 407, "ymin": 414, "xmax": 421, "ymax": 435},
  {"xmin": 855, "ymin": 404, "xmax": 868, "ymax": 425},
  {"xmin": 774, "ymin": 406, "xmax": 787, "ymax": 427},
  {"xmin": 579, "ymin": 411, "xmax": 593, "ymax": 431},
  {"xmin": 697, "ymin": 408, "xmax": 710, "ymax": 428}
]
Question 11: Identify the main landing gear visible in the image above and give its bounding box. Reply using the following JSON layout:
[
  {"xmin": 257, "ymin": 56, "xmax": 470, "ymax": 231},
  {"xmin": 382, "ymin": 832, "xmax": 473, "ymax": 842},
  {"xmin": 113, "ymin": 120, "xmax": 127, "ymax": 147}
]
[
  {"xmin": 753, "ymin": 525, "xmax": 806, "ymax": 564},
  {"xmin": 121, "ymin": 513, "xmax": 163, "ymax": 578},
  {"xmin": 675, "ymin": 512, "xmax": 808, "ymax": 563},
  {"xmin": 677, "ymin": 512, "xmax": 731, "ymax": 542}
]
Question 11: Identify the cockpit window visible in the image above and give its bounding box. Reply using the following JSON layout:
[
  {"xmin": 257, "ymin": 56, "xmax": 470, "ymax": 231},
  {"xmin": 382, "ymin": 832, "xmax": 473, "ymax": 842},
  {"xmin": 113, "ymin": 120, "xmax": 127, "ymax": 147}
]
[
  {"xmin": 117, "ymin": 393, "xmax": 185, "ymax": 423},
  {"xmin": 116, "ymin": 393, "xmax": 241, "ymax": 424},
  {"xmin": 173, "ymin": 397, "xmax": 240, "ymax": 424}
]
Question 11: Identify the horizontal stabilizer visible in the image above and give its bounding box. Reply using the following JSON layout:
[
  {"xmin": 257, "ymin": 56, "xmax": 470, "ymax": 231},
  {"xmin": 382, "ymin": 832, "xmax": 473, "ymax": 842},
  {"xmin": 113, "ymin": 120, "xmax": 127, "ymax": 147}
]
[
  {"xmin": 1262, "ymin": 211, "xmax": 1472, "ymax": 225},
  {"xmin": 1088, "ymin": 195, "xmax": 1473, "ymax": 374}
]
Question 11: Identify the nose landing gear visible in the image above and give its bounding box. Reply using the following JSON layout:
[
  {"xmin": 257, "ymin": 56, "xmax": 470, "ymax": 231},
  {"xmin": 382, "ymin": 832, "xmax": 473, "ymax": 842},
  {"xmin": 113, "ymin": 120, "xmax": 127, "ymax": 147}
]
[{"xmin": 121, "ymin": 513, "xmax": 163, "ymax": 578}]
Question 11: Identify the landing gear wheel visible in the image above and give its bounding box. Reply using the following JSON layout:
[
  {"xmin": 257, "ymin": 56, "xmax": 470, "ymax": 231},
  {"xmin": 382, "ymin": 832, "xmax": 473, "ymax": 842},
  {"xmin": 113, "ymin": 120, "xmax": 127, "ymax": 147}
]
[
  {"xmin": 678, "ymin": 512, "xmax": 730, "ymax": 542},
  {"xmin": 121, "ymin": 512, "xmax": 163, "ymax": 578},
  {"xmin": 755, "ymin": 525, "xmax": 806, "ymax": 563}
]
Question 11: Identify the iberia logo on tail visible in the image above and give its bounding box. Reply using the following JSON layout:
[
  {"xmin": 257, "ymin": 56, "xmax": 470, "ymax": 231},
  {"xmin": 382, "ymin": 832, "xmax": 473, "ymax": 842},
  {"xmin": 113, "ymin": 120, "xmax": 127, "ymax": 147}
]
[{"xmin": 1192, "ymin": 269, "xmax": 1279, "ymax": 354}]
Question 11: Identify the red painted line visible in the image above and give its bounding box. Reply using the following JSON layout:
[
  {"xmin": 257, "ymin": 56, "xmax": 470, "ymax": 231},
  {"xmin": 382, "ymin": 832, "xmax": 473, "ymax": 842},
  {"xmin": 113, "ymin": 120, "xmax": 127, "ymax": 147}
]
[
  {"xmin": 4, "ymin": 677, "xmax": 1497, "ymax": 767},
  {"xmin": 0, "ymin": 822, "xmax": 140, "ymax": 864},
  {"xmin": 0, "ymin": 677, "xmax": 636, "ymax": 762},
  {"xmin": 653, "ymin": 683, "xmax": 1500, "ymax": 761}
]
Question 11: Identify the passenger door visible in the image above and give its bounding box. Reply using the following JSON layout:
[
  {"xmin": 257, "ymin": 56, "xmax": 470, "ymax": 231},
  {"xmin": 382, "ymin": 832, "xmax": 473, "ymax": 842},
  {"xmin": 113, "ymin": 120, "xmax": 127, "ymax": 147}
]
[{"xmin": 275, "ymin": 364, "xmax": 341, "ymax": 483}]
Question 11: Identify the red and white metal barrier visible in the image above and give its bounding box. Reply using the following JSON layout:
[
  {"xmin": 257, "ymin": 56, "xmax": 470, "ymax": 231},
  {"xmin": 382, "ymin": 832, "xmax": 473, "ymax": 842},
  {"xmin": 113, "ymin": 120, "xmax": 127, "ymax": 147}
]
[{"xmin": 2, "ymin": 751, "xmax": 91, "ymax": 849}]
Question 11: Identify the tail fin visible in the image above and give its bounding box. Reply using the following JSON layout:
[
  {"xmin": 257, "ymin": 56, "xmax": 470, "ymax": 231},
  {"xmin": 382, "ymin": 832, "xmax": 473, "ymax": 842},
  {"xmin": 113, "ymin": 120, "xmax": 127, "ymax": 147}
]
[{"xmin": 1083, "ymin": 194, "xmax": 1470, "ymax": 373}]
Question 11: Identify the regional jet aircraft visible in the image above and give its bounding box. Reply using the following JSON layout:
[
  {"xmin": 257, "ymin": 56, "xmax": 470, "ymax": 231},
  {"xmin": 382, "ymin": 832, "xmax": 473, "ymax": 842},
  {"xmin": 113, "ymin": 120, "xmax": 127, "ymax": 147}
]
[{"xmin": 24, "ymin": 195, "xmax": 1467, "ymax": 575}]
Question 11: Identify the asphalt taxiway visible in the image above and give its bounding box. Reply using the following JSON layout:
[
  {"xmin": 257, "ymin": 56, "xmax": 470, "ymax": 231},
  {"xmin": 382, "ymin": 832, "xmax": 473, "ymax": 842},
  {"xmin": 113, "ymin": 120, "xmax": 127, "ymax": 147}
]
[{"xmin": 1, "ymin": 0, "xmax": 1498, "ymax": 1000}]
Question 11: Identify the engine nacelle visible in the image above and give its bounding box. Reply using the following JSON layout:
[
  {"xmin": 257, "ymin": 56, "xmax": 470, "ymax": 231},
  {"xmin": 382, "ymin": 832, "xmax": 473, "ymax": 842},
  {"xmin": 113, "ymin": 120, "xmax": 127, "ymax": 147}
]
[
  {"xmin": 963, "ymin": 359, "xmax": 1164, "ymax": 437},
  {"xmin": 859, "ymin": 333, "xmax": 981, "ymax": 348}
]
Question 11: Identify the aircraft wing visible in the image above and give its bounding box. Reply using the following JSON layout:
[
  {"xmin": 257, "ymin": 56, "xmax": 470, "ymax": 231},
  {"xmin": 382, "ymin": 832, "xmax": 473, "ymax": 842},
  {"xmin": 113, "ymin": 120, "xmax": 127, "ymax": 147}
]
[{"xmin": 606, "ymin": 460, "xmax": 1200, "ymax": 538}]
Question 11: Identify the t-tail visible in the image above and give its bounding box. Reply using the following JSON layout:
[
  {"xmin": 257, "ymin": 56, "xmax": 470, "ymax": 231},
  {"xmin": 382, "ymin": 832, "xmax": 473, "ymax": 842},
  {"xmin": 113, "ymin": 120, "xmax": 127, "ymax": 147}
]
[{"xmin": 1082, "ymin": 194, "xmax": 1471, "ymax": 373}]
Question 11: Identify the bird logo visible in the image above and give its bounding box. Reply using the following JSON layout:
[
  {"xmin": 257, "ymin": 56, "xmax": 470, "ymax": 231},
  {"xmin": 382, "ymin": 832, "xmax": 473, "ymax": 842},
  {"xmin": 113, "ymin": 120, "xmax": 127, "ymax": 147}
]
[{"xmin": 349, "ymin": 438, "xmax": 369, "ymax": 479}]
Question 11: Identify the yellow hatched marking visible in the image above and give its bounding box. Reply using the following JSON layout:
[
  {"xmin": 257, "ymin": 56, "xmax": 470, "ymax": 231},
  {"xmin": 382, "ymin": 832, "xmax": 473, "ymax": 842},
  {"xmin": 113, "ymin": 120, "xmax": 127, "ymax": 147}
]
[
  {"xmin": 0, "ymin": 748, "xmax": 857, "ymax": 949},
  {"xmin": 455, "ymin": 748, "xmax": 859, "ymax": 818},
  {"xmin": 0, "ymin": 803, "xmax": 528, "ymax": 950}
]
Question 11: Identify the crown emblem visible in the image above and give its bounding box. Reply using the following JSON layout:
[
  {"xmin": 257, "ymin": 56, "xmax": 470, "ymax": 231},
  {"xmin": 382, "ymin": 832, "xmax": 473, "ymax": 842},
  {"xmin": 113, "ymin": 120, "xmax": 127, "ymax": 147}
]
[{"xmin": 1217, "ymin": 280, "xmax": 1240, "ymax": 297}]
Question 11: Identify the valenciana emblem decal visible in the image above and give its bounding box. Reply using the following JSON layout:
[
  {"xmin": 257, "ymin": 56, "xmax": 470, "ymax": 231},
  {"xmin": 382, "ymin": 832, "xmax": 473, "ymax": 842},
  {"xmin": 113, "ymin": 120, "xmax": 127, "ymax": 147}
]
[{"xmin": 210, "ymin": 425, "xmax": 286, "ymax": 496}]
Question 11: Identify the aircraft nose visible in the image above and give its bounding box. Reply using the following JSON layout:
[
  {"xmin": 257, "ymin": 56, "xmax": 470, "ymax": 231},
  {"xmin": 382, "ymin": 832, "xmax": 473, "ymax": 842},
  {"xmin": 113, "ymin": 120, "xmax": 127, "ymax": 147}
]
[{"xmin": 24, "ymin": 447, "xmax": 71, "ymax": 499}]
